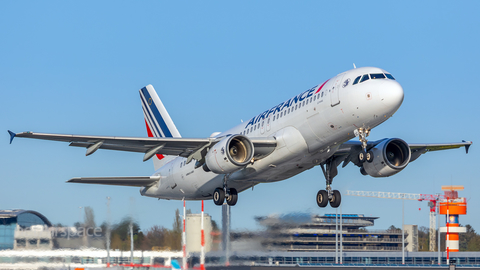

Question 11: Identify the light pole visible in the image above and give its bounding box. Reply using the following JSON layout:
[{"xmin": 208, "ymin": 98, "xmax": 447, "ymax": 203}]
[
  {"xmin": 78, "ymin": 206, "xmax": 83, "ymax": 226},
  {"xmin": 106, "ymin": 197, "xmax": 111, "ymax": 267},
  {"xmin": 402, "ymin": 194, "xmax": 405, "ymax": 265}
]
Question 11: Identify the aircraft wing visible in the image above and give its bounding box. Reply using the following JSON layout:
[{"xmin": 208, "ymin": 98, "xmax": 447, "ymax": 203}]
[
  {"xmin": 67, "ymin": 176, "xmax": 160, "ymax": 187},
  {"xmin": 335, "ymin": 139, "xmax": 472, "ymax": 167},
  {"xmin": 408, "ymin": 141, "xmax": 472, "ymax": 161},
  {"xmin": 8, "ymin": 130, "xmax": 277, "ymax": 161}
]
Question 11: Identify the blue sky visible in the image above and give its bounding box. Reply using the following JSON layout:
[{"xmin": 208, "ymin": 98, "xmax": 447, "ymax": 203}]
[{"xmin": 1, "ymin": 1, "xmax": 479, "ymax": 234}]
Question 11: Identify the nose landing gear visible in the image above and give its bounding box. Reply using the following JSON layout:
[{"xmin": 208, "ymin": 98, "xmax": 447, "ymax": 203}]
[{"xmin": 356, "ymin": 127, "xmax": 374, "ymax": 163}]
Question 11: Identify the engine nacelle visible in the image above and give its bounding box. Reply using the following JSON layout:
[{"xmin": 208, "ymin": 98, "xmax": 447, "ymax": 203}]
[
  {"xmin": 361, "ymin": 138, "xmax": 411, "ymax": 177},
  {"xmin": 205, "ymin": 135, "xmax": 254, "ymax": 174}
]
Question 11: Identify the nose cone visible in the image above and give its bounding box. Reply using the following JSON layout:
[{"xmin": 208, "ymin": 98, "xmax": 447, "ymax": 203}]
[{"xmin": 380, "ymin": 81, "xmax": 404, "ymax": 111}]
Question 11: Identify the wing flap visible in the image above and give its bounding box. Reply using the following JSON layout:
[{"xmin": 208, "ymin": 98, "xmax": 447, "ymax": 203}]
[{"xmin": 67, "ymin": 176, "xmax": 160, "ymax": 187}]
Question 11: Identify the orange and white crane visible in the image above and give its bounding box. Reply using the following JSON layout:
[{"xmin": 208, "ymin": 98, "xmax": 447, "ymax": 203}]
[{"xmin": 346, "ymin": 190, "xmax": 445, "ymax": 251}]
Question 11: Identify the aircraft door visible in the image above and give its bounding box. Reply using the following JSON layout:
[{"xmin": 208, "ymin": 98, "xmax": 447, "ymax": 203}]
[
  {"xmin": 266, "ymin": 115, "xmax": 271, "ymax": 132},
  {"xmin": 330, "ymin": 74, "xmax": 345, "ymax": 107}
]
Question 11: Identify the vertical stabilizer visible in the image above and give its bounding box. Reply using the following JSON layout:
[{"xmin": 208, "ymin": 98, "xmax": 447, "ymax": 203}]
[{"xmin": 139, "ymin": 84, "xmax": 181, "ymax": 170}]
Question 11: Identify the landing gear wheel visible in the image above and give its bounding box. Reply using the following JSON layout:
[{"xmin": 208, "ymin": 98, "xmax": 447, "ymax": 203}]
[
  {"xmin": 213, "ymin": 188, "xmax": 225, "ymax": 205},
  {"xmin": 329, "ymin": 190, "xmax": 341, "ymax": 208},
  {"xmin": 226, "ymin": 188, "xmax": 238, "ymax": 206},
  {"xmin": 359, "ymin": 151, "xmax": 366, "ymax": 163},
  {"xmin": 316, "ymin": 190, "xmax": 328, "ymax": 208},
  {"xmin": 366, "ymin": 151, "xmax": 374, "ymax": 163}
]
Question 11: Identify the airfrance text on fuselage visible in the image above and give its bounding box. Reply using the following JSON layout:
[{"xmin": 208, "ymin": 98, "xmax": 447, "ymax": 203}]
[{"xmin": 245, "ymin": 81, "xmax": 327, "ymax": 129}]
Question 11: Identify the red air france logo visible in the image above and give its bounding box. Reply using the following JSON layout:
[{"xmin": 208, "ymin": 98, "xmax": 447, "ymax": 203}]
[{"xmin": 144, "ymin": 120, "xmax": 165, "ymax": 160}]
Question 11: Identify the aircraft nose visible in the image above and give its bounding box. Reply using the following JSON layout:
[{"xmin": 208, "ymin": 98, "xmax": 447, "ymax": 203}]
[{"xmin": 380, "ymin": 81, "xmax": 404, "ymax": 110}]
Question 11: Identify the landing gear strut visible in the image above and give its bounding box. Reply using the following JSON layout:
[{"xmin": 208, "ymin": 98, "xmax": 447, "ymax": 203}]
[
  {"xmin": 317, "ymin": 157, "xmax": 342, "ymax": 208},
  {"xmin": 356, "ymin": 127, "xmax": 374, "ymax": 163},
  {"xmin": 213, "ymin": 174, "xmax": 238, "ymax": 206}
]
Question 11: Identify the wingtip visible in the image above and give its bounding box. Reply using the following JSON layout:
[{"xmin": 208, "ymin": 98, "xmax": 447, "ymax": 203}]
[
  {"xmin": 463, "ymin": 140, "xmax": 472, "ymax": 154},
  {"xmin": 8, "ymin": 130, "xmax": 16, "ymax": 144},
  {"xmin": 66, "ymin": 178, "xmax": 78, "ymax": 183}
]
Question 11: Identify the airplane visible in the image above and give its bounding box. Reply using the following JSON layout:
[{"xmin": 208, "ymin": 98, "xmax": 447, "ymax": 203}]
[{"xmin": 8, "ymin": 67, "xmax": 472, "ymax": 208}]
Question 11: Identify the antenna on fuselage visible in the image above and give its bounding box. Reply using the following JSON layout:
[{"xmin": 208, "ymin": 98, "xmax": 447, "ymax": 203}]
[{"xmin": 353, "ymin": 63, "xmax": 357, "ymax": 69}]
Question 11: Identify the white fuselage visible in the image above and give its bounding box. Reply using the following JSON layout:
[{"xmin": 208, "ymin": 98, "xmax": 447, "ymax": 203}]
[{"xmin": 141, "ymin": 67, "xmax": 404, "ymax": 200}]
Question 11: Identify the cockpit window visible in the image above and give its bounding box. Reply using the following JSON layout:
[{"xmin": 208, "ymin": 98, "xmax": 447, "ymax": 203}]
[
  {"xmin": 385, "ymin": 73, "xmax": 395, "ymax": 80},
  {"xmin": 370, "ymin": 73, "xmax": 386, "ymax": 79},
  {"xmin": 360, "ymin": 74, "xmax": 370, "ymax": 83},
  {"xmin": 353, "ymin": 76, "xmax": 361, "ymax": 85}
]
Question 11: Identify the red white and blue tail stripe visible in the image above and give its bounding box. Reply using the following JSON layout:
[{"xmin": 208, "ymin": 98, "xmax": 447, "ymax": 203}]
[{"xmin": 140, "ymin": 85, "xmax": 181, "ymax": 169}]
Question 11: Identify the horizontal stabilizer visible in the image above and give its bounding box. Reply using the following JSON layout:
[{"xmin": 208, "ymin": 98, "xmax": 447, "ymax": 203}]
[{"xmin": 67, "ymin": 176, "xmax": 160, "ymax": 187}]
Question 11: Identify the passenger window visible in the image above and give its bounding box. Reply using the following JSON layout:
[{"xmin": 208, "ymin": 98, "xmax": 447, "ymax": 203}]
[
  {"xmin": 254, "ymin": 126, "xmax": 256, "ymax": 131},
  {"xmin": 314, "ymin": 95, "xmax": 316, "ymax": 101},
  {"xmin": 321, "ymin": 92, "xmax": 324, "ymax": 97},
  {"xmin": 385, "ymin": 73, "xmax": 396, "ymax": 80},
  {"xmin": 288, "ymin": 108, "xmax": 290, "ymax": 114},
  {"xmin": 261, "ymin": 121, "xmax": 264, "ymax": 127},
  {"xmin": 295, "ymin": 105, "xmax": 298, "ymax": 110},
  {"xmin": 303, "ymin": 101, "xmax": 305, "ymax": 106},
  {"xmin": 370, "ymin": 73, "xmax": 386, "ymax": 79},
  {"xmin": 250, "ymin": 127, "xmax": 253, "ymax": 132},
  {"xmin": 353, "ymin": 76, "xmax": 361, "ymax": 85},
  {"xmin": 310, "ymin": 97, "xmax": 313, "ymax": 102},
  {"xmin": 257, "ymin": 123, "xmax": 260, "ymax": 128},
  {"xmin": 247, "ymin": 129, "xmax": 249, "ymax": 134},
  {"xmin": 360, "ymin": 74, "xmax": 370, "ymax": 83},
  {"xmin": 306, "ymin": 99, "xmax": 309, "ymax": 105}
]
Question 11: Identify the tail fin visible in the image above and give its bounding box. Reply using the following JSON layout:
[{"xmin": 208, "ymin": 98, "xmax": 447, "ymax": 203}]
[{"xmin": 139, "ymin": 85, "xmax": 181, "ymax": 170}]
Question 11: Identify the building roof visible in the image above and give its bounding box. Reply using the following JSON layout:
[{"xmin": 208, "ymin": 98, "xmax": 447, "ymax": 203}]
[{"xmin": 0, "ymin": 210, "xmax": 52, "ymax": 227}]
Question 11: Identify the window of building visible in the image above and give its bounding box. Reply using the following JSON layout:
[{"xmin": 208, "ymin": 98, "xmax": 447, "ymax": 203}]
[
  {"xmin": 16, "ymin": 239, "xmax": 26, "ymax": 246},
  {"xmin": 39, "ymin": 239, "xmax": 50, "ymax": 245}
]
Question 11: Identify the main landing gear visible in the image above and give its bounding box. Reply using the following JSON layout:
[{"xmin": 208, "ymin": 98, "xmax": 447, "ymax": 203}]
[
  {"xmin": 317, "ymin": 157, "xmax": 342, "ymax": 208},
  {"xmin": 356, "ymin": 127, "xmax": 374, "ymax": 163},
  {"xmin": 213, "ymin": 175, "xmax": 238, "ymax": 206}
]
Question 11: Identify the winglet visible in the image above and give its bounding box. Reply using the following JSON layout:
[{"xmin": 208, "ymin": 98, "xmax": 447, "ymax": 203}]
[
  {"xmin": 8, "ymin": 130, "xmax": 16, "ymax": 144},
  {"xmin": 463, "ymin": 140, "xmax": 472, "ymax": 154}
]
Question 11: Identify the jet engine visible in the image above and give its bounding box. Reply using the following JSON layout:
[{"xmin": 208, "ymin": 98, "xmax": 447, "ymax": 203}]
[
  {"xmin": 204, "ymin": 135, "xmax": 254, "ymax": 174},
  {"xmin": 361, "ymin": 138, "xmax": 411, "ymax": 177}
]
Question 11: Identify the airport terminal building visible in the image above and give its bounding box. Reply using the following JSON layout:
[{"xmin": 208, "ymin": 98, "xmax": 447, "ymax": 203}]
[
  {"xmin": 232, "ymin": 213, "xmax": 417, "ymax": 252},
  {"xmin": 0, "ymin": 209, "xmax": 53, "ymax": 250}
]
